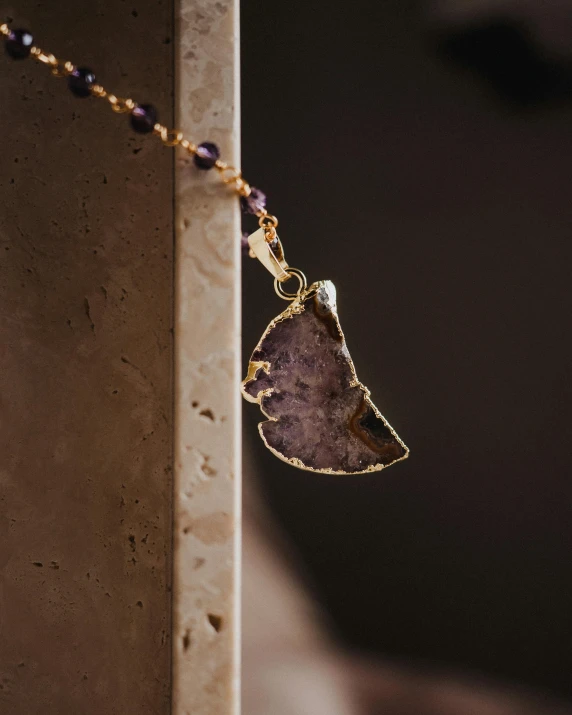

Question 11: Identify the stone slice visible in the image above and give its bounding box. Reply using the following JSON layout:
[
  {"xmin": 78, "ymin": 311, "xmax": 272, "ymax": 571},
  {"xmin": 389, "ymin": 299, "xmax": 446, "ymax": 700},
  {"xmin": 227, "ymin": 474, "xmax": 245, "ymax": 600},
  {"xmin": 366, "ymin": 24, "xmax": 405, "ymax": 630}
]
[{"xmin": 242, "ymin": 280, "xmax": 408, "ymax": 474}]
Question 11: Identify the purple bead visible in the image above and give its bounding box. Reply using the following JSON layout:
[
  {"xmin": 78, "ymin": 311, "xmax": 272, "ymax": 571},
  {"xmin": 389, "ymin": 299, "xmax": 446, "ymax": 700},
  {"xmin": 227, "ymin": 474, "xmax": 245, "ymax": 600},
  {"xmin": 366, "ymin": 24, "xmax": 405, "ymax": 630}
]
[
  {"xmin": 68, "ymin": 67, "xmax": 96, "ymax": 98},
  {"xmin": 194, "ymin": 142, "xmax": 220, "ymax": 170},
  {"xmin": 130, "ymin": 104, "xmax": 158, "ymax": 134},
  {"xmin": 240, "ymin": 187, "xmax": 266, "ymax": 215},
  {"xmin": 5, "ymin": 29, "xmax": 34, "ymax": 60}
]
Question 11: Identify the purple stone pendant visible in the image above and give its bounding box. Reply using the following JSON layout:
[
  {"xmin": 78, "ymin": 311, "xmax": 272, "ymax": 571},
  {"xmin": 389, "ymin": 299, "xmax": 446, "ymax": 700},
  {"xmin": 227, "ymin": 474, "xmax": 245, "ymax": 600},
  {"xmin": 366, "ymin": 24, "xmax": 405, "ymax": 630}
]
[{"xmin": 242, "ymin": 230, "xmax": 408, "ymax": 474}]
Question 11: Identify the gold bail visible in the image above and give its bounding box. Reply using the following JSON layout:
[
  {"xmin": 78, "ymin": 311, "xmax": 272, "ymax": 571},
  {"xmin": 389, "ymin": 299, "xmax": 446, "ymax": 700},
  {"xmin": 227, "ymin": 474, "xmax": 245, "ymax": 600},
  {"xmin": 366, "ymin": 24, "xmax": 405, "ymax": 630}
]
[{"xmin": 247, "ymin": 227, "xmax": 290, "ymax": 282}]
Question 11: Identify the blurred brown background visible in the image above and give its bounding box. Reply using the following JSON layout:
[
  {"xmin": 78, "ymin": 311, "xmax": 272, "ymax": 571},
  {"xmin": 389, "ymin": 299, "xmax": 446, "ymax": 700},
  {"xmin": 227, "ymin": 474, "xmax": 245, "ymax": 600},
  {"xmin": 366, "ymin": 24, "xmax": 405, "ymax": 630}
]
[{"xmin": 241, "ymin": 0, "xmax": 572, "ymax": 700}]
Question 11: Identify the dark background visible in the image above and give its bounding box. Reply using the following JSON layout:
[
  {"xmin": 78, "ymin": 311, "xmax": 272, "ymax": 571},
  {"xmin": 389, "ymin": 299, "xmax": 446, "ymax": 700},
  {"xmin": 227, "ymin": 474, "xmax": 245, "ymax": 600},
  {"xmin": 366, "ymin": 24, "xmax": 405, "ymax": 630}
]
[{"xmin": 241, "ymin": 0, "xmax": 572, "ymax": 700}]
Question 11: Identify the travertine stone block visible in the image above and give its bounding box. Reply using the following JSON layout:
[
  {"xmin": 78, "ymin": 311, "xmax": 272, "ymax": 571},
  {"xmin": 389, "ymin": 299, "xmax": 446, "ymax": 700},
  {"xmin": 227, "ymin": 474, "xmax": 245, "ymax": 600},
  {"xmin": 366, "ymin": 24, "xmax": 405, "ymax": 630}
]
[
  {"xmin": 173, "ymin": 1, "xmax": 241, "ymax": 714},
  {"xmin": 0, "ymin": 2, "xmax": 173, "ymax": 714}
]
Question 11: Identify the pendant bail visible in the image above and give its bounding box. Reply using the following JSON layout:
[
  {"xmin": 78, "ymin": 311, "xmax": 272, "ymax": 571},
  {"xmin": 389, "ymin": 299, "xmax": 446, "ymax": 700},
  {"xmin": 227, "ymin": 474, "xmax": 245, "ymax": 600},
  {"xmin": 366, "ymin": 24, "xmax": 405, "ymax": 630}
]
[{"xmin": 247, "ymin": 227, "xmax": 290, "ymax": 282}]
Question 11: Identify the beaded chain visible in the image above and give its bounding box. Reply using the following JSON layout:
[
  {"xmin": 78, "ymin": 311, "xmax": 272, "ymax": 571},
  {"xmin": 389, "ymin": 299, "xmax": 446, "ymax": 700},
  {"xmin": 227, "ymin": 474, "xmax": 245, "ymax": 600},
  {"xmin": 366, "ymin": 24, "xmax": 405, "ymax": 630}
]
[{"xmin": 0, "ymin": 23, "xmax": 279, "ymax": 246}]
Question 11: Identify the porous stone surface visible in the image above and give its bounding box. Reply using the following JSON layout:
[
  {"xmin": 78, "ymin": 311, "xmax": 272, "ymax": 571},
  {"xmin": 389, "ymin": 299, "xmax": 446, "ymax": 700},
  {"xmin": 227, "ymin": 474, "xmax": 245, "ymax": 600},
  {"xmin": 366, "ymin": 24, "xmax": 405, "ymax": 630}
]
[
  {"xmin": 173, "ymin": 1, "xmax": 241, "ymax": 714},
  {"xmin": 243, "ymin": 281, "xmax": 408, "ymax": 473},
  {"xmin": 0, "ymin": 3, "xmax": 173, "ymax": 714}
]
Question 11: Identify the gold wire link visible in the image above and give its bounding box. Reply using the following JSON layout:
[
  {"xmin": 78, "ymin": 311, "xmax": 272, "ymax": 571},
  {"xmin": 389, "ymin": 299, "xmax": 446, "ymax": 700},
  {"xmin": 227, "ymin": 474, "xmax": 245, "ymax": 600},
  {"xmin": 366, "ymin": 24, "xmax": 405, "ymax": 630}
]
[
  {"xmin": 31, "ymin": 47, "xmax": 57, "ymax": 65},
  {"xmin": 107, "ymin": 95, "xmax": 136, "ymax": 113},
  {"xmin": 217, "ymin": 164, "xmax": 242, "ymax": 185},
  {"xmin": 227, "ymin": 175, "xmax": 251, "ymax": 197},
  {"xmin": 91, "ymin": 84, "xmax": 107, "ymax": 98},
  {"xmin": 0, "ymin": 24, "xmax": 10, "ymax": 36},
  {"xmin": 259, "ymin": 214, "xmax": 278, "ymax": 229},
  {"xmin": 259, "ymin": 213, "xmax": 279, "ymax": 242},
  {"xmin": 159, "ymin": 127, "xmax": 184, "ymax": 147},
  {"xmin": 236, "ymin": 180, "xmax": 251, "ymax": 198},
  {"xmin": 51, "ymin": 60, "xmax": 75, "ymax": 78},
  {"xmin": 215, "ymin": 163, "xmax": 254, "ymax": 197}
]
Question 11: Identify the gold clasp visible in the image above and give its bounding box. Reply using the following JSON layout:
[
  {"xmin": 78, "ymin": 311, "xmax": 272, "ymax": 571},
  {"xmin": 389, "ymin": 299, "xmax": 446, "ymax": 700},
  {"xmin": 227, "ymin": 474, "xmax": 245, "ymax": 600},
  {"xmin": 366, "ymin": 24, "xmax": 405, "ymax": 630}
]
[{"xmin": 247, "ymin": 227, "xmax": 290, "ymax": 282}]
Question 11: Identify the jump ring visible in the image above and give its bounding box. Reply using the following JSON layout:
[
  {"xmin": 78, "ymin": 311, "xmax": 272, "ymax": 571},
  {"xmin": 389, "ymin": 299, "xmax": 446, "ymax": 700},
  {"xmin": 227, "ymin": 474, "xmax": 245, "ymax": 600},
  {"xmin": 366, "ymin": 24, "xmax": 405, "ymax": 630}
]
[{"xmin": 274, "ymin": 268, "xmax": 308, "ymax": 301}]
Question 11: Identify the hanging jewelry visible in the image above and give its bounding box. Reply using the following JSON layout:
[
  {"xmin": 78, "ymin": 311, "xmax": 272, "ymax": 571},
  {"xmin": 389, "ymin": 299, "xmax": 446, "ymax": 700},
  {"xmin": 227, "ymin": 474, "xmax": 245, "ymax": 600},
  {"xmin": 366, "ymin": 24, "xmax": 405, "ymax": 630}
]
[
  {"xmin": 1, "ymin": 22, "xmax": 409, "ymax": 474},
  {"xmin": 242, "ymin": 229, "xmax": 408, "ymax": 474}
]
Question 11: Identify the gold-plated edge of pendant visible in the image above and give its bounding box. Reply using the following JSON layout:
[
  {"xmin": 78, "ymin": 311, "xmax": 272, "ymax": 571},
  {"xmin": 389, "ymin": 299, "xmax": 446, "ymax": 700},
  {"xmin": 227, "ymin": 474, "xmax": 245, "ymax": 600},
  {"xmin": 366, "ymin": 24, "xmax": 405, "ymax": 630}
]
[{"xmin": 241, "ymin": 280, "xmax": 410, "ymax": 475}]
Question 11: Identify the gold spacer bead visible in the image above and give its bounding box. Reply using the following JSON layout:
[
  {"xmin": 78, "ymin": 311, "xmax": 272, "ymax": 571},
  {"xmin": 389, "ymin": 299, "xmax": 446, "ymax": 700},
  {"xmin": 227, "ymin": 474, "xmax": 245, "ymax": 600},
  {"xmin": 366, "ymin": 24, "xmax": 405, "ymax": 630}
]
[{"xmin": 0, "ymin": 24, "xmax": 10, "ymax": 37}]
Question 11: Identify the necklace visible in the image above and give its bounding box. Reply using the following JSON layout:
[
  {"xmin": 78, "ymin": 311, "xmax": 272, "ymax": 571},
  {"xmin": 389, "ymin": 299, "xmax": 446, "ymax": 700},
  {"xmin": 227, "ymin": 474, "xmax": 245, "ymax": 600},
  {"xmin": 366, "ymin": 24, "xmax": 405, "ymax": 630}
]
[{"xmin": 2, "ymin": 22, "xmax": 409, "ymax": 475}]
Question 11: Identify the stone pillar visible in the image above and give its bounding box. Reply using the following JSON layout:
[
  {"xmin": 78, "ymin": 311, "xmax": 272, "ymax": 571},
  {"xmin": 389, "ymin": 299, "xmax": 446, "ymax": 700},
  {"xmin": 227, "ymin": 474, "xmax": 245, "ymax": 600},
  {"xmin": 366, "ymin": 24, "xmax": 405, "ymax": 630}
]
[
  {"xmin": 0, "ymin": 1, "xmax": 240, "ymax": 713},
  {"xmin": 172, "ymin": 1, "xmax": 241, "ymax": 714}
]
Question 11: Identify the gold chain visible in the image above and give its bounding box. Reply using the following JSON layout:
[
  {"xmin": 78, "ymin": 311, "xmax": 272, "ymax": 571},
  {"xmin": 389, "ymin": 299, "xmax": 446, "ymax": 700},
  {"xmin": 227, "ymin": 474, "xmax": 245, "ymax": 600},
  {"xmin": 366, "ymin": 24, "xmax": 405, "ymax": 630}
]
[{"xmin": 0, "ymin": 22, "xmax": 279, "ymax": 245}]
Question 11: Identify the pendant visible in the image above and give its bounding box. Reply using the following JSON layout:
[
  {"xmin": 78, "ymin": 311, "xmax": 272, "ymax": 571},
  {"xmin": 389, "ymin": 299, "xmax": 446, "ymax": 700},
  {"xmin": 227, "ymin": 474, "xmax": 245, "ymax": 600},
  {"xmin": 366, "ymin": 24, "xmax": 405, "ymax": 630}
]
[{"xmin": 242, "ymin": 229, "xmax": 409, "ymax": 474}]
